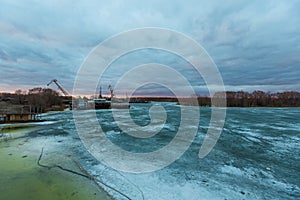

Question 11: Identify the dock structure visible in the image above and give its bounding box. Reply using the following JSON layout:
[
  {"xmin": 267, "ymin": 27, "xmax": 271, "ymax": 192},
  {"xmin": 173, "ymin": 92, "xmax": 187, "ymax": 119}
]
[{"xmin": 0, "ymin": 102, "xmax": 39, "ymax": 123}]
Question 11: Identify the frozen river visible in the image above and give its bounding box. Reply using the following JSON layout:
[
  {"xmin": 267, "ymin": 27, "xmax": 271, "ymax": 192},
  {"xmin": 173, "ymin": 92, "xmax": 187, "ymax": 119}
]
[{"xmin": 2, "ymin": 103, "xmax": 299, "ymax": 199}]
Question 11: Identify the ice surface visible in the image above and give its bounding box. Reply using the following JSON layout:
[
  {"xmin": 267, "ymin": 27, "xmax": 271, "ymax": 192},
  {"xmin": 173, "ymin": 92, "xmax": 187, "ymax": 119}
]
[{"xmin": 6, "ymin": 105, "xmax": 299, "ymax": 199}]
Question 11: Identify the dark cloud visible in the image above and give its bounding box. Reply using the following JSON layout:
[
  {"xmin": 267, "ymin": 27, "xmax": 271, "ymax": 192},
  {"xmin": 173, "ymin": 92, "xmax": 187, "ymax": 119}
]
[{"xmin": 0, "ymin": 0, "xmax": 299, "ymax": 94}]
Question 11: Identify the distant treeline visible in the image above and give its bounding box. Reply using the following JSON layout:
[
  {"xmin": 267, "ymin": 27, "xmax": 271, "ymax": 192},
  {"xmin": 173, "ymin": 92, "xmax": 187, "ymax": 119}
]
[
  {"xmin": 219, "ymin": 91, "xmax": 300, "ymax": 107},
  {"xmin": 0, "ymin": 88, "xmax": 70, "ymax": 112},
  {"xmin": 130, "ymin": 91, "xmax": 300, "ymax": 107}
]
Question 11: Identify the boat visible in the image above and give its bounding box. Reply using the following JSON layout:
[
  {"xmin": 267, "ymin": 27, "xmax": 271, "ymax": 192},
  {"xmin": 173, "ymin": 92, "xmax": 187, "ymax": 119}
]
[
  {"xmin": 75, "ymin": 85, "xmax": 130, "ymax": 110},
  {"xmin": 94, "ymin": 98, "xmax": 111, "ymax": 109}
]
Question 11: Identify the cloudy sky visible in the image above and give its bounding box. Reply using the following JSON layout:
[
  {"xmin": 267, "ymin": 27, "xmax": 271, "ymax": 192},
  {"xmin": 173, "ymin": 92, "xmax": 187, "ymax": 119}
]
[{"xmin": 0, "ymin": 0, "xmax": 299, "ymax": 96}]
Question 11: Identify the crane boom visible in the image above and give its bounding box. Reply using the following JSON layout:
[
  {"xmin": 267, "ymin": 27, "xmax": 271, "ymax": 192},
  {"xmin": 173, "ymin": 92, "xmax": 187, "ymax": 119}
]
[
  {"xmin": 47, "ymin": 79, "xmax": 69, "ymax": 96},
  {"xmin": 98, "ymin": 86, "xmax": 102, "ymax": 98},
  {"xmin": 108, "ymin": 85, "xmax": 114, "ymax": 98}
]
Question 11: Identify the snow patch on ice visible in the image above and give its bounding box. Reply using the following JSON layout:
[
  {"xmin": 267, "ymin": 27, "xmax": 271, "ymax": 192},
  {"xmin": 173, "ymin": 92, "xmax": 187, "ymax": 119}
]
[{"xmin": 221, "ymin": 165, "xmax": 244, "ymax": 176}]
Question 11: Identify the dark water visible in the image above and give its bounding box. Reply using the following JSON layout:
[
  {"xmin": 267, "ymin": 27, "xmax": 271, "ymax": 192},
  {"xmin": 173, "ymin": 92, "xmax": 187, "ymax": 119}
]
[{"xmin": 6, "ymin": 103, "xmax": 299, "ymax": 199}]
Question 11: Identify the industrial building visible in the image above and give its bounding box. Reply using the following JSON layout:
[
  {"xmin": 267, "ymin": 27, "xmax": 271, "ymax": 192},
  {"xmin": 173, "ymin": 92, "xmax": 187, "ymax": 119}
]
[{"xmin": 0, "ymin": 102, "xmax": 38, "ymax": 123}]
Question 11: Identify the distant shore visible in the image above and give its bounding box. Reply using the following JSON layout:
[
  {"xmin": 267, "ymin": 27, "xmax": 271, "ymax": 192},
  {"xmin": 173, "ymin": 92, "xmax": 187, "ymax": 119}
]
[
  {"xmin": 130, "ymin": 90, "xmax": 300, "ymax": 107},
  {"xmin": 1, "ymin": 89, "xmax": 300, "ymax": 111}
]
